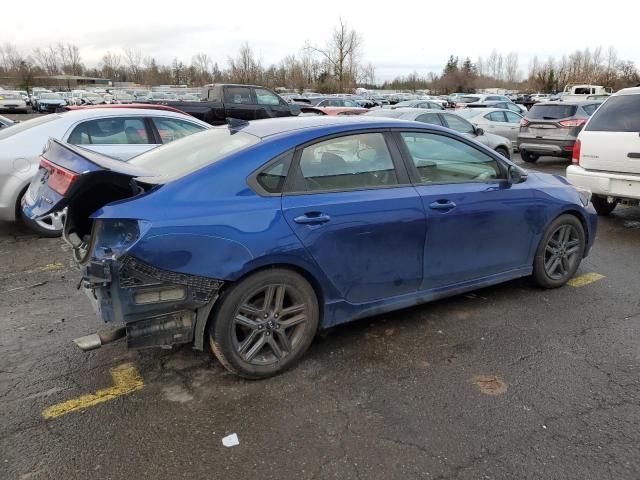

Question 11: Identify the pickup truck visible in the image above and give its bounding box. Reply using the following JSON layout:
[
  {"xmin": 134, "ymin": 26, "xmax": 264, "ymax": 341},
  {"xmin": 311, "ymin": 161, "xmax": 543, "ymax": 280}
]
[{"xmin": 150, "ymin": 84, "xmax": 301, "ymax": 125}]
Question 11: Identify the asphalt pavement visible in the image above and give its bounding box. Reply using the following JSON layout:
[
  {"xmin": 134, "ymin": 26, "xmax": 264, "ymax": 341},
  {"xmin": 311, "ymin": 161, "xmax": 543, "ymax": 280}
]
[{"xmin": 1, "ymin": 118, "xmax": 639, "ymax": 479}]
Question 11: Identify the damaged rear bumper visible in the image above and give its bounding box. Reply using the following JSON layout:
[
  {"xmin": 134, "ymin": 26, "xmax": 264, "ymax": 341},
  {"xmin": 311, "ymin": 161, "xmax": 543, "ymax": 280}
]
[{"xmin": 82, "ymin": 255, "xmax": 223, "ymax": 350}]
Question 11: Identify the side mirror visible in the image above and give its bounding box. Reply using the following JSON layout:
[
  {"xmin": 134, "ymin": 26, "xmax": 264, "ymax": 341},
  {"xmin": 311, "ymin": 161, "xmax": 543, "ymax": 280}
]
[
  {"xmin": 475, "ymin": 126, "xmax": 484, "ymax": 136},
  {"xmin": 508, "ymin": 165, "xmax": 528, "ymax": 184}
]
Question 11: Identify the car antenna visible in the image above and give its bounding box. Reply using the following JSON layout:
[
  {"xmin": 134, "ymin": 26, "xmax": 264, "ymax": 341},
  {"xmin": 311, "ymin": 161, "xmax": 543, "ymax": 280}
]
[{"xmin": 226, "ymin": 117, "xmax": 250, "ymax": 132}]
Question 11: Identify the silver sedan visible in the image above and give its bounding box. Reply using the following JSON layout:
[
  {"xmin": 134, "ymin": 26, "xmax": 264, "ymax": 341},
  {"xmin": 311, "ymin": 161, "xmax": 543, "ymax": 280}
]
[
  {"xmin": 364, "ymin": 108, "xmax": 513, "ymax": 159},
  {"xmin": 456, "ymin": 108, "xmax": 523, "ymax": 144}
]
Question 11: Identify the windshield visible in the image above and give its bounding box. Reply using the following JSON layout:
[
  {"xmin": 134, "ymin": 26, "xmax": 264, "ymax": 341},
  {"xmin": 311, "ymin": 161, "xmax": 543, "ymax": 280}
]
[
  {"xmin": 458, "ymin": 96, "xmax": 481, "ymax": 103},
  {"xmin": 41, "ymin": 93, "xmax": 62, "ymax": 99},
  {"xmin": 129, "ymin": 127, "xmax": 260, "ymax": 180},
  {"xmin": 0, "ymin": 114, "xmax": 60, "ymax": 140},
  {"xmin": 84, "ymin": 93, "xmax": 100, "ymax": 99},
  {"xmin": 0, "ymin": 93, "xmax": 21, "ymax": 100}
]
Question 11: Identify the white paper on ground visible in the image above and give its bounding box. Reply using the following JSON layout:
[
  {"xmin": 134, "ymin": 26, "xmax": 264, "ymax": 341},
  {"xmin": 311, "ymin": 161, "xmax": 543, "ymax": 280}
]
[{"xmin": 222, "ymin": 433, "xmax": 239, "ymax": 447}]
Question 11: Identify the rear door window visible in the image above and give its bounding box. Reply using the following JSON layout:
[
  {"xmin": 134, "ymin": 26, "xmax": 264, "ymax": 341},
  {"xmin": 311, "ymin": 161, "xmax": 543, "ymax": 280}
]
[
  {"xmin": 504, "ymin": 112, "xmax": 522, "ymax": 123},
  {"xmin": 487, "ymin": 112, "xmax": 506, "ymax": 122},
  {"xmin": 297, "ymin": 133, "xmax": 398, "ymax": 191},
  {"xmin": 585, "ymin": 95, "xmax": 640, "ymax": 132},
  {"xmin": 224, "ymin": 86, "xmax": 253, "ymax": 104},
  {"xmin": 526, "ymin": 104, "xmax": 578, "ymax": 120},
  {"xmin": 581, "ymin": 104, "xmax": 600, "ymax": 116},
  {"xmin": 68, "ymin": 117, "xmax": 151, "ymax": 145}
]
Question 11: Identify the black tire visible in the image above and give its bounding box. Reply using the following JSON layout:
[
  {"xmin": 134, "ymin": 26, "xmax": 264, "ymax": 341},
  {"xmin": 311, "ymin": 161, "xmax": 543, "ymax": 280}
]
[
  {"xmin": 591, "ymin": 195, "xmax": 618, "ymax": 216},
  {"xmin": 520, "ymin": 150, "xmax": 539, "ymax": 163},
  {"xmin": 532, "ymin": 214, "xmax": 585, "ymax": 288},
  {"xmin": 495, "ymin": 146, "xmax": 510, "ymax": 160},
  {"xmin": 208, "ymin": 268, "xmax": 319, "ymax": 379}
]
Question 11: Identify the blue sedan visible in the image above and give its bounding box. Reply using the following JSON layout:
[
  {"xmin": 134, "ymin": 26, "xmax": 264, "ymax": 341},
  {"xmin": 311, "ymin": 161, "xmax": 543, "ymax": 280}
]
[{"xmin": 23, "ymin": 116, "xmax": 597, "ymax": 378}]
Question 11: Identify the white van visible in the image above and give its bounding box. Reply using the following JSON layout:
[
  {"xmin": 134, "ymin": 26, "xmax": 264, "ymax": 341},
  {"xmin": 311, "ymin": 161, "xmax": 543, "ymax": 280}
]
[
  {"xmin": 566, "ymin": 86, "xmax": 640, "ymax": 215},
  {"xmin": 561, "ymin": 84, "xmax": 612, "ymax": 102}
]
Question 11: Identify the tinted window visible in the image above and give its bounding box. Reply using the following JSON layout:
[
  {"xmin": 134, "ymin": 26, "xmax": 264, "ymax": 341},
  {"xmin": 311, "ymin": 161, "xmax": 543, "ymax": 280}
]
[
  {"xmin": 527, "ymin": 104, "xmax": 577, "ymax": 120},
  {"xmin": 256, "ymin": 153, "xmax": 292, "ymax": 193},
  {"xmin": 416, "ymin": 113, "xmax": 444, "ymax": 126},
  {"xmin": 68, "ymin": 117, "xmax": 151, "ymax": 145},
  {"xmin": 299, "ymin": 133, "xmax": 397, "ymax": 191},
  {"xmin": 586, "ymin": 95, "xmax": 640, "ymax": 132},
  {"xmin": 152, "ymin": 117, "xmax": 206, "ymax": 144},
  {"xmin": 401, "ymin": 132, "xmax": 501, "ymax": 184},
  {"xmin": 504, "ymin": 111, "xmax": 522, "ymax": 123},
  {"xmin": 581, "ymin": 103, "xmax": 600, "ymax": 116},
  {"xmin": 255, "ymin": 88, "xmax": 280, "ymax": 106},
  {"xmin": 442, "ymin": 114, "xmax": 475, "ymax": 134},
  {"xmin": 487, "ymin": 112, "xmax": 506, "ymax": 122},
  {"xmin": 224, "ymin": 87, "xmax": 252, "ymax": 104}
]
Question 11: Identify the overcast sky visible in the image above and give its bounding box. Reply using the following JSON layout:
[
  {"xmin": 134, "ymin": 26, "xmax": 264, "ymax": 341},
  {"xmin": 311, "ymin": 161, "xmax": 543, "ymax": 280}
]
[{"xmin": 2, "ymin": 0, "xmax": 638, "ymax": 81}]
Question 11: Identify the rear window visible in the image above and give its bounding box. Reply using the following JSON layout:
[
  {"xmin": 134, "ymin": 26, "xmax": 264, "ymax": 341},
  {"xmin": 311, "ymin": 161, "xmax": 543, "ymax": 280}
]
[
  {"xmin": 458, "ymin": 96, "xmax": 481, "ymax": 104},
  {"xmin": 526, "ymin": 104, "xmax": 577, "ymax": 120},
  {"xmin": 129, "ymin": 127, "xmax": 260, "ymax": 180},
  {"xmin": 585, "ymin": 95, "xmax": 640, "ymax": 132},
  {"xmin": 582, "ymin": 103, "xmax": 600, "ymax": 116}
]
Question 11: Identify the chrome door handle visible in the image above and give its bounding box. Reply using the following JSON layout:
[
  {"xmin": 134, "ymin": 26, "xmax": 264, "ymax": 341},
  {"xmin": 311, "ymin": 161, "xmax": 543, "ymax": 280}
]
[
  {"xmin": 293, "ymin": 213, "xmax": 331, "ymax": 225},
  {"xmin": 429, "ymin": 200, "xmax": 456, "ymax": 211}
]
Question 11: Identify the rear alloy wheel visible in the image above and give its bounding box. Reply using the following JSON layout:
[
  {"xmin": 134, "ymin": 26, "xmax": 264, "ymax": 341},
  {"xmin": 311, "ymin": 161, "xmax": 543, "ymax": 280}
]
[
  {"xmin": 591, "ymin": 195, "xmax": 618, "ymax": 216},
  {"xmin": 520, "ymin": 150, "xmax": 539, "ymax": 163},
  {"xmin": 209, "ymin": 269, "xmax": 319, "ymax": 379},
  {"xmin": 533, "ymin": 214, "xmax": 585, "ymax": 288},
  {"xmin": 495, "ymin": 147, "xmax": 510, "ymax": 160}
]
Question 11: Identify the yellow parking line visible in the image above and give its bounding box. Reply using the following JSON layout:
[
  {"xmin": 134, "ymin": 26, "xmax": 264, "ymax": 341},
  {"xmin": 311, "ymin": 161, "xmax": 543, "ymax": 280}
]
[
  {"xmin": 42, "ymin": 363, "xmax": 143, "ymax": 419},
  {"xmin": 567, "ymin": 272, "xmax": 605, "ymax": 288}
]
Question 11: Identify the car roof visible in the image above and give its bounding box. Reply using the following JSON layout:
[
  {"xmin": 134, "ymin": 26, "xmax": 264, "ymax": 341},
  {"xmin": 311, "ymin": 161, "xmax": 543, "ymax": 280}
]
[
  {"xmin": 532, "ymin": 101, "xmax": 602, "ymax": 106},
  {"xmin": 460, "ymin": 108, "xmax": 513, "ymax": 116},
  {"xmin": 239, "ymin": 115, "xmax": 443, "ymax": 139},
  {"xmin": 614, "ymin": 86, "xmax": 640, "ymax": 96},
  {"xmin": 53, "ymin": 107, "xmax": 197, "ymax": 121}
]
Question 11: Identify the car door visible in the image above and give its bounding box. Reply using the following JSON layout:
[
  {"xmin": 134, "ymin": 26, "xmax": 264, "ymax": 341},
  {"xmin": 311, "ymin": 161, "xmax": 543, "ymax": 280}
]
[
  {"xmin": 281, "ymin": 131, "xmax": 426, "ymax": 303},
  {"xmin": 65, "ymin": 116, "xmax": 160, "ymax": 160},
  {"xmin": 503, "ymin": 111, "xmax": 524, "ymax": 142},
  {"xmin": 395, "ymin": 130, "xmax": 534, "ymax": 290},
  {"xmin": 254, "ymin": 87, "xmax": 291, "ymax": 118}
]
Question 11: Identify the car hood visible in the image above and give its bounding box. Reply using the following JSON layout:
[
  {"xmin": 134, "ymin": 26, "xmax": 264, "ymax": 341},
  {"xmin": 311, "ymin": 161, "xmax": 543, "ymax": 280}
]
[{"xmin": 527, "ymin": 171, "xmax": 572, "ymax": 187}]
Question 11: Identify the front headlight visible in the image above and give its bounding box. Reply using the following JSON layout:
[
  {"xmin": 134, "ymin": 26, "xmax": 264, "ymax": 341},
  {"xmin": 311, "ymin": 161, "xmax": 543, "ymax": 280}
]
[{"xmin": 575, "ymin": 186, "xmax": 592, "ymax": 207}]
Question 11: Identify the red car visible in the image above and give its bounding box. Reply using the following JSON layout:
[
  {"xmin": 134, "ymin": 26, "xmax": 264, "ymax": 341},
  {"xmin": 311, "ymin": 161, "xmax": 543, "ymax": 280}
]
[
  {"xmin": 62, "ymin": 103, "xmax": 188, "ymax": 115},
  {"xmin": 300, "ymin": 106, "xmax": 368, "ymax": 116}
]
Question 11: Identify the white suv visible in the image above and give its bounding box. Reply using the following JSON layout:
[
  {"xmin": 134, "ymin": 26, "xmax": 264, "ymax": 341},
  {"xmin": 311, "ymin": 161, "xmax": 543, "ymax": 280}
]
[{"xmin": 566, "ymin": 87, "xmax": 640, "ymax": 215}]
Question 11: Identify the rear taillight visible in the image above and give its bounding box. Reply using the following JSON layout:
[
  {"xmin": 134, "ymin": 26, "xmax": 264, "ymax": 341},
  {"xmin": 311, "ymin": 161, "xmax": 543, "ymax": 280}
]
[
  {"xmin": 559, "ymin": 118, "xmax": 587, "ymax": 128},
  {"xmin": 520, "ymin": 118, "xmax": 530, "ymax": 127},
  {"xmin": 572, "ymin": 139, "xmax": 581, "ymax": 165},
  {"xmin": 40, "ymin": 157, "xmax": 79, "ymax": 195}
]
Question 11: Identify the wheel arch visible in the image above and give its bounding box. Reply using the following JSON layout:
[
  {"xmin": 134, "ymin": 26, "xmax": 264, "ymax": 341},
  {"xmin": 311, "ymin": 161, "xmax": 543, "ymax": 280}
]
[{"xmin": 196, "ymin": 261, "xmax": 326, "ymax": 351}]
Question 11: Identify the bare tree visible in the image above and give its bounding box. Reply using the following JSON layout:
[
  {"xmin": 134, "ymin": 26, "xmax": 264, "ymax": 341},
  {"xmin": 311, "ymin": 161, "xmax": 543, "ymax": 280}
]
[
  {"xmin": 32, "ymin": 45, "xmax": 60, "ymax": 75},
  {"xmin": 101, "ymin": 51, "xmax": 121, "ymax": 80},
  {"xmin": 228, "ymin": 43, "xmax": 262, "ymax": 84},
  {"xmin": 57, "ymin": 43, "xmax": 83, "ymax": 75},
  {"xmin": 504, "ymin": 52, "xmax": 519, "ymax": 83},
  {"xmin": 192, "ymin": 52, "xmax": 213, "ymax": 84},
  {"xmin": 123, "ymin": 47, "xmax": 143, "ymax": 83},
  {"xmin": 306, "ymin": 18, "xmax": 362, "ymax": 91}
]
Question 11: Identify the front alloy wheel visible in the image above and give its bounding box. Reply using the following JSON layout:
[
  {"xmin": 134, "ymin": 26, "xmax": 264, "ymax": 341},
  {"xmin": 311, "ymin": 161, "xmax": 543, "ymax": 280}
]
[
  {"xmin": 209, "ymin": 269, "xmax": 318, "ymax": 379},
  {"xmin": 533, "ymin": 214, "xmax": 585, "ymax": 288}
]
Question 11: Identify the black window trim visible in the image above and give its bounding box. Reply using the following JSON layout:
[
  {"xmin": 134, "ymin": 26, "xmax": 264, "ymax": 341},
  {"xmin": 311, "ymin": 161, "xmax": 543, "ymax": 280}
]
[
  {"xmin": 391, "ymin": 128, "xmax": 510, "ymax": 187},
  {"xmin": 247, "ymin": 149, "xmax": 295, "ymax": 197},
  {"xmin": 284, "ymin": 129, "xmax": 413, "ymax": 196}
]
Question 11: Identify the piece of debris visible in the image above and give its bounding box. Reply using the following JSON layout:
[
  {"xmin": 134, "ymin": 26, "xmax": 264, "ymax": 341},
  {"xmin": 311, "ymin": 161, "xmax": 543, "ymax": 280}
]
[
  {"xmin": 623, "ymin": 220, "xmax": 640, "ymax": 229},
  {"xmin": 222, "ymin": 433, "xmax": 239, "ymax": 447},
  {"xmin": 472, "ymin": 375, "xmax": 508, "ymax": 395}
]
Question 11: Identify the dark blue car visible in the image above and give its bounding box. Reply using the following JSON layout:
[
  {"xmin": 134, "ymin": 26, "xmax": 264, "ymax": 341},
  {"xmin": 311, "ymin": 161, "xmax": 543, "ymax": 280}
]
[{"xmin": 23, "ymin": 116, "xmax": 597, "ymax": 378}]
